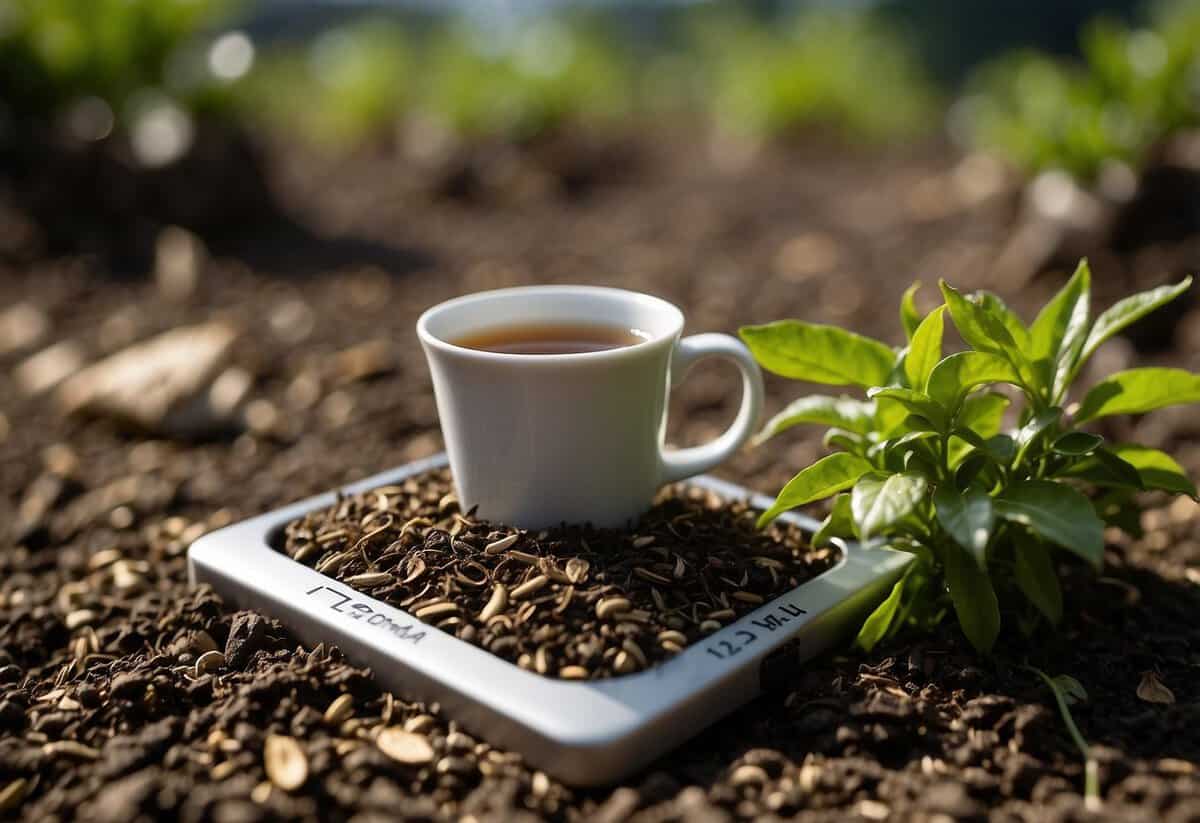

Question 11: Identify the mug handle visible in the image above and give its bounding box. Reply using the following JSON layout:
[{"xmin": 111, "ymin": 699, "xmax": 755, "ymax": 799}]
[{"xmin": 660, "ymin": 333, "xmax": 765, "ymax": 483}]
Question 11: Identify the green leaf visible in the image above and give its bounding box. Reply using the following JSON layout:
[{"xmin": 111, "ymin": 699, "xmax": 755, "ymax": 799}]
[
  {"xmin": 1013, "ymin": 532, "xmax": 1063, "ymax": 625},
  {"xmin": 905, "ymin": 305, "xmax": 946, "ymax": 392},
  {"xmin": 1052, "ymin": 674, "xmax": 1088, "ymax": 705},
  {"xmin": 900, "ymin": 281, "xmax": 923, "ymax": 341},
  {"xmin": 1075, "ymin": 368, "xmax": 1200, "ymax": 423},
  {"xmin": 1013, "ymin": 407, "xmax": 1062, "ymax": 467},
  {"xmin": 1030, "ymin": 261, "xmax": 1091, "ymax": 362},
  {"xmin": 1029, "ymin": 260, "xmax": 1092, "ymax": 400},
  {"xmin": 941, "ymin": 280, "xmax": 1017, "ymax": 354},
  {"xmin": 757, "ymin": 452, "xmax": 874, "ymax": 527},
  {"xmin": 1064, "ymin": 444, "xmax": 1197, "ymax": 497},
  {"xmin": 934, "ymin": 485, "xmax": 994, "ymax": 567},
  {"xmin": 851, "ymin": 472, "xmax": 929, "ymax": 539},
  {"xmin": 740, "ymin": 321, "xmax": 895, "ymax": 387},
  {"xmin": 956, "ymin": 392, "xmax": 1010, "ymax": 438},
  {"xmin": 754, "ymin": 395, "xmax": 875, "ymax": 444},
  {"xmin": 927, "ymin": 351, "xmax": 1022, "ymax": 409},
  {"xmin": 995, "ymin": 480, "xmax": 1104, "ymax": 568},
  {"xmin": 941, "ymin": 281, "xmax": 1038, "ymax": 391},
  {"xmin": 868, "ymin": 387, "xmax": 947, "ymax": 430},
  {"xmin": 813, "ymin": 494, "xmax": 854, "ymax": 548},
  {"xmin": 1075, "ymin": 276, "xmax": 1192, "ymax": 374},
  {"xmin": 1058, "ymin": 447, "xmax": 1145, "ymax": 490},
  {"xmin": 823, "ymin": 428, "xmax": 867, "ymax": 456},
  {"xmin": 979, "ymin": 292, "xmax": 1031, "ymax": 352},
  {"xmin": 943, "ymin": 542, "xmax": 1001, "ymax": 653},
  {"xmin": 1051, "ymin": 431, "xmax": 1103, "ymax": 456},
  {"xmin": 856, "ymin": 565, "xmax": 911, "ymax": 652}
]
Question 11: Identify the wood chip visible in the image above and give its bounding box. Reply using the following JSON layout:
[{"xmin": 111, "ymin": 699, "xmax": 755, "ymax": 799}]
[
  {"xmin": 376, "ymin": 727, "xmax": 435, "ymax": 764},
  {"xmin": 264, "ymin": 734, "xmax": 308, "ymax": 791}
]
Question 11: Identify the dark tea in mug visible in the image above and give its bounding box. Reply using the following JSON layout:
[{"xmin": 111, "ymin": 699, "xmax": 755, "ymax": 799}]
[{"xmin": 453, "ymin": 323, "xmax": 649, "ymax": 355}]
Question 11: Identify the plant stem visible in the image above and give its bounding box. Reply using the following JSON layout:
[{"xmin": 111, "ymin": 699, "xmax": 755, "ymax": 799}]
[{"xmin": 1024, "ymin": 665, "xmax": 1101, "ymax": 810}]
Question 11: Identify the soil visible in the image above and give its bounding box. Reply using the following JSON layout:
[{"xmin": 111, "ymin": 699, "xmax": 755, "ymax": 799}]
[
  {"xmin": 277, "ymin": 468, "xmax": 836, "ymax": 680},
  {"xmin": 1, "ymin": 128, "xmax": 1199, "ymax": 821}
]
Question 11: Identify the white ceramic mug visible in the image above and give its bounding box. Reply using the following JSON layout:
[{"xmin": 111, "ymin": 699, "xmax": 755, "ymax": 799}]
[{"xmin": 417, "ymin": 285, "xmax": 764, "ymax": 529}]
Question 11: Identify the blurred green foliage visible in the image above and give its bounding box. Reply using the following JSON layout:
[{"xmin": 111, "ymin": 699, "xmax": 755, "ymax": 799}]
[
  {"xmin": 0, "ymin": 1, "xmax": 941, "ymax": 152},
  {"xmin": 694, "ymin": 7, "xmax": 938, "ymax": 141},
  {"xmin": 961, "ymin": 0, "xmax": 1200, "ymax": 181},
  {"xmin": 0, "ymin": 0, "xmax": 237, "ymax": 128},
  {"xmin": 238, "ymin": 5, "xmax": 937, "ymax": 149}
]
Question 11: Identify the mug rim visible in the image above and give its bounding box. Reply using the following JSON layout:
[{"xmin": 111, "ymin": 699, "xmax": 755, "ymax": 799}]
[{"xmin": 416, "ymin": 285, "xmax": 685, "ymax": 362}]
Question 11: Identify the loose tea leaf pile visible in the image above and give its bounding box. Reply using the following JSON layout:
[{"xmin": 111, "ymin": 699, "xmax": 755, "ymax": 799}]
[{"xmin": 279, "ymin": 469, "xmax": 837, "ymax": 679}]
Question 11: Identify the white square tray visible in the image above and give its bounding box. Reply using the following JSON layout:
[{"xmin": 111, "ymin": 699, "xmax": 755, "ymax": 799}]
[{"xmin": 188, "ymin": 453, "xmax": 908, "ymax": 786}]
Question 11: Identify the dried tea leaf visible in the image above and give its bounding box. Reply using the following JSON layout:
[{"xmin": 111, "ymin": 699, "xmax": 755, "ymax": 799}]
[
  {"xmin": 264, "ymin": 734, "xmax": 308, "ymax": 791},
  {"xmin": 376, "ymin": 728, "xmax": 435, "ymax": 765},
  {"xmin": 1137, "ymin": 671, "xmax": 1175, "ymax": 705}
]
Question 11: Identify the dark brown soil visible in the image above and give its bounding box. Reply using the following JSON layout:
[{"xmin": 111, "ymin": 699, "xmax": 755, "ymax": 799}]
[
  {"xmin": 277, "ymin": 468, "xmax": 835, "ymax": 680},
  {"xmin": 1, "ymin": 130, "xmax": 1199, "ymax": 821}
]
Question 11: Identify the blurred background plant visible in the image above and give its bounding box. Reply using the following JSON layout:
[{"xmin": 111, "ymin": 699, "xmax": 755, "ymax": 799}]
[
  {"xmin": 0, "ymin": 0, "xmax": 244, "ymax": 165},
  {"xmin": 957, "ymin": 0, "xmax": 1200, "ymax": 182}
]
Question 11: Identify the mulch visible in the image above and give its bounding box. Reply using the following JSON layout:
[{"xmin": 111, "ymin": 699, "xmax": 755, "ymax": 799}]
[{"xmin": 1, "ymin": 130, "xmax": 1199, "ymax": 821}]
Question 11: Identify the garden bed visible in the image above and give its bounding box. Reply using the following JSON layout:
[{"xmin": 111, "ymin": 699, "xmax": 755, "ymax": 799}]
[{"xmin": 1, "ymin": 134, "xmax": 1198, "ymax": 821}]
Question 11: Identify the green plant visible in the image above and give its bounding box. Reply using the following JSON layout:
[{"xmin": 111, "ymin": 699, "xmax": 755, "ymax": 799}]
[
  {"xmin": 1025, "ymin": 666, "xmax": 1100, "ymax": 809},
  {"xmin": 0, "ymin": 0, "xmax": 238, "ymax": 126},
  {"xmin": 741, "ymin": 260, "xmax": 1197, "ymax": 653},
  {"xmin": 693, "ymin": 5, "xmax": 938, "ymax": 141},
  {"xmin": 960, "ymin": 0, "xmax": 1200, "ymax": 181},
  {"xmin": 239, "ymin": 18, "xmax": 414, "ymax": 146}
]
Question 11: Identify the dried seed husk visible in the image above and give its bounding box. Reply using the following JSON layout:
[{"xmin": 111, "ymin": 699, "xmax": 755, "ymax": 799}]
[
  {"xmin": 658, "ymin": 630, "xmax": 688, "ymax": 647},
  {"xmin": 0, "ymin": 778, "xmax": 27, "ymax": 813},
  {"xmin": 632, "ymin": 535, "xmax": 656, "ymax": 548},
  {"xmin": 621, "ymin": 639, "xmax": 648, "ymax": 668},
  {"xmin": 42, "ymin": 741, "xmax": 99, "ymax": 760},
  {"xmin": 194, "ymin": 650, "xmax": 225, "ymax": 677},
  {"xmin": 403, "ymin": 714, "xmax": 435, "ymax": 734},
  {"xmin": 377, "ymin": 728, "xmax": 435, "ymax": 764},
  {"xmin": 510, "ymin": 575, "xmax": 549, "ymax": 600},
  {"xmin": 64, "ymin": 610, "xmax": 96, "ymax": 630},
  {"xmin": 324, "ymin": 694, "xmax": 354, "ymax": 725},
  {"xmin": 565, "ymin": 557, "xmax": 590, "ymax": 584},
  {"xmin": 415, "ymin": 602, "xmax": 458, "ymax": 620},
  {"xmin": 1137, "ymin": 671, "xmax": 1175, "ymax": 705},
  {"xmin": 264, "ymin": 734, "xmax": 308, "ymax": 791},
  {"xmin": 634, "ymin": 567, "xmax": 672, "ymax": 585},
  {"xmin": 478, "ymin": 584, "xmax": 508, "ymax": 623},
  {"xmin": 595, "ymin": 597, "xmax": 632, "ymax": 620},
  {"xmin": 731, "ymin": 764, "xmax": 769, "ymax": 787},
  {"xmin": 733, "ymin": 591, "xmax": 764, "ymax": 604},
  {"xmin": 613, "ymin": 651, "xmax": 636, "ymax": 674},
  {"xmin": 484, "ymin": 534, "xmax": 519, "ymax": 555},
  {"xmin": 559, "ymin": 665, "xmax": 589, "ymax": 680},
  {"xmin": 344, "ymin": 571, "xmax": 393, "ymax": 588}
]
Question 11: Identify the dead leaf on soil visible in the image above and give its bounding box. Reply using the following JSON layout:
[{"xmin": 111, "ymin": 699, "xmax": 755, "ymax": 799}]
[{"xmin": 1137, "ymin": 671, "xmax": 1175, "ymax": 705}]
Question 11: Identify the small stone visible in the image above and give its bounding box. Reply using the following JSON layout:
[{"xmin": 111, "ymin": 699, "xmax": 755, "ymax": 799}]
[
  {"xmin": 376, "ymin": 728, "xmax": 435, "ymax": 765},
  {"xmin": 57, "ymin": 322, "xmax": 239, "ymax": 436},
  {"xmin": 225, "ymin": 612, "xmax": 268, "ymax": 669},
  {"xmin": 0, "ymin": 302, "xmax": 49, "ymax": 354},
  {"xmin": 16, "ymin": 340, "xmax": 85, "ymax": 395},
  {"xmin": 264, "ymin": 734, "xmax": 308, "ymax": 791}
]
